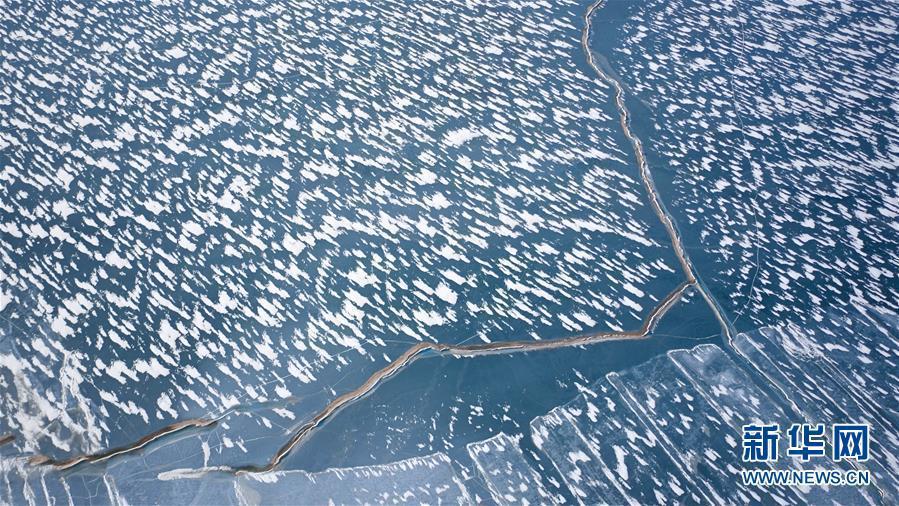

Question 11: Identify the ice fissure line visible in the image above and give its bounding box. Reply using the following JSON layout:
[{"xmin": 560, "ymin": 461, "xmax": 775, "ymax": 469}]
[
  {"xmin": 31, "ymin": 420, "xmax": 217, "ymax": 470},
  {"xmin": 36, "ymin": 280, "xmax": 691, "ymax": 473},
  {"xmin": 234, "ymin": 281, "xmax": 692, "ymax": 474},
  {"xmin": 582, "ymin": 0, "xmax": 734, "ymax": 343},
  {"xmin": 32, "ymin": 0, "xmax": 727, "ymax": 474}
]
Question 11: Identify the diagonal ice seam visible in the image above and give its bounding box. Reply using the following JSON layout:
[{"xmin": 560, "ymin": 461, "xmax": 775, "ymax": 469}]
[{"xmin": 2, "ymin": 302, "xmax": 894, "ymax": 505}]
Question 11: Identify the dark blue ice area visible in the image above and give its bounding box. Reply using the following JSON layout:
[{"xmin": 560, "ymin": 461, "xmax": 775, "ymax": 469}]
[{"xmin": 0, "ymin": 0, "xmax": 896, "ymax": 503}]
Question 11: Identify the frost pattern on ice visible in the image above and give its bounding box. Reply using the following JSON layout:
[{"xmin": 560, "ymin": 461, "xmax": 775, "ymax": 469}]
[
  {"xmin": 528, "ymin": 304, "xmax": 895, "ymax": 505},
  {"xmin": 1, "ymin": 304, "xmax": 897, "ymax": 505},
  {"xmin": 606, "ymin": 0, "xmax": 899, "ymax": 328},
  {"xmin": 0, "ymin": 0, "xmax": 681, "ymax": 459},
  {"xmin": 466, "ymin": 432, "xmax": 550, "ymax": 505}
]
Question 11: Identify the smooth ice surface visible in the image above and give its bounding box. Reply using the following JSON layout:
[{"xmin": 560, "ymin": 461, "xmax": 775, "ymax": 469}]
[
  {"xmin": 466, "ymin": 432, "xmax": 550, "ymax": 505},
  {"xmin": 609, "ymin": 354, "xmax": 797, "ymax": 505},
  {"xmin": 234, "ymin": 453, "xmax": 470, "ymax": 505},
  {"xmin": 670, "ymin": 344, "xmax": 870, "ymax": 505},
  {"xmin": 532, "ymin": 379, "xmax": 700, "ymax": 505},
  {"xmin": 735, "ymin": 308, "xmax": 899, "ymax": 502},
  {"xmin": 531, "ymin": 401, "xmax": 624, "ymax": 504}
]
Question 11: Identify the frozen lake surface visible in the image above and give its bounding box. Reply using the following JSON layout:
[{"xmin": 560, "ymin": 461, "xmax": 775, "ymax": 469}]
[{"xmin": 1, "ymin": 0, "xmax": 896, "ymax": 503}]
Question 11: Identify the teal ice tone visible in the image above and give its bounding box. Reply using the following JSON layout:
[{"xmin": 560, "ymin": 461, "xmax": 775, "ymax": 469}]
[{"xmin": 0, "ymin": 0, "xmax": 896, "ymax": 504}]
